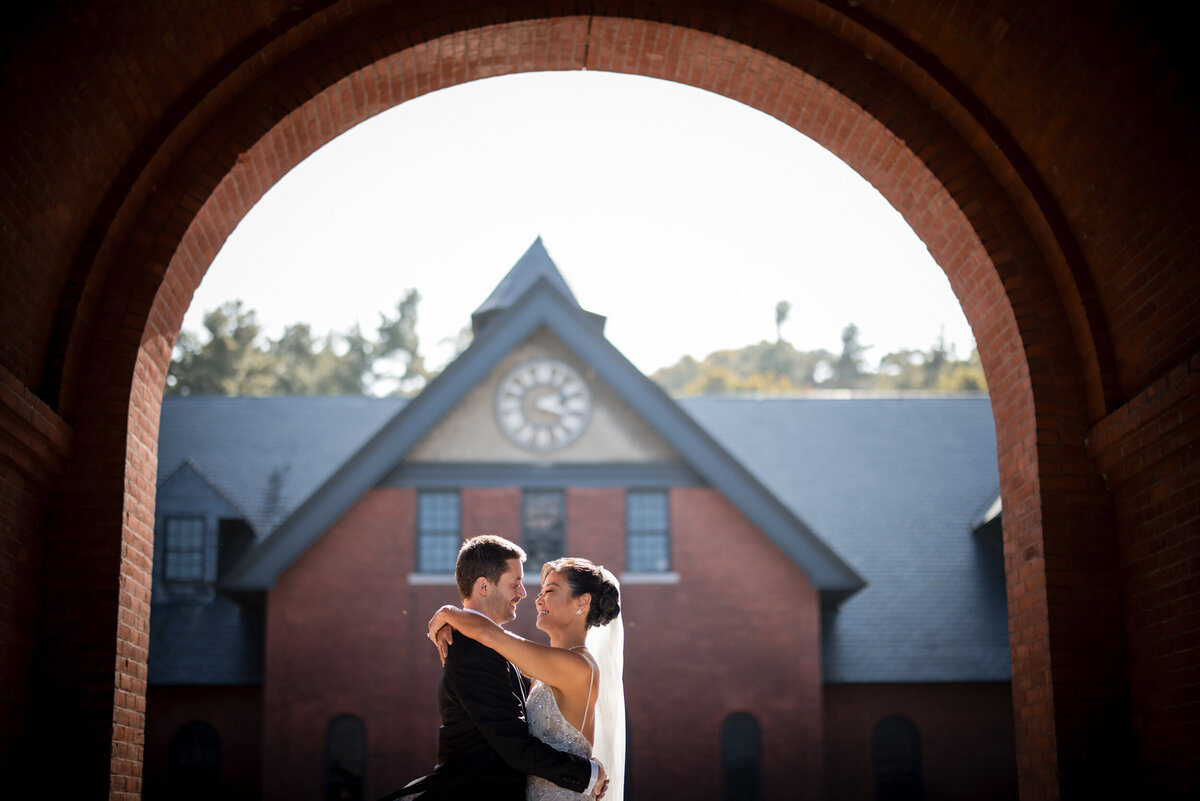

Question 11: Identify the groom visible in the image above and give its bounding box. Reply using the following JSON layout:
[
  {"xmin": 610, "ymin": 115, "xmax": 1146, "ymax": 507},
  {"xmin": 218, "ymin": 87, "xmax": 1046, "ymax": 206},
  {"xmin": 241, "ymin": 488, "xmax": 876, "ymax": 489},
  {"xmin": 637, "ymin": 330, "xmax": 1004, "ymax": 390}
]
[{"xmin": 380, "ymin": 535, "xmax": 606, "ymax": 800}]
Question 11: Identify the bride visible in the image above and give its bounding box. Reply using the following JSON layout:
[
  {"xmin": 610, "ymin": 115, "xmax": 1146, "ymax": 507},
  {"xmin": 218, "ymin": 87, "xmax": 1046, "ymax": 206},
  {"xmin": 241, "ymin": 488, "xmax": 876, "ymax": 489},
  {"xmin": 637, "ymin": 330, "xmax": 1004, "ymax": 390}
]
[{"xmin": 429, "ymin": 557, "xmax": 625, "ymax": 801}]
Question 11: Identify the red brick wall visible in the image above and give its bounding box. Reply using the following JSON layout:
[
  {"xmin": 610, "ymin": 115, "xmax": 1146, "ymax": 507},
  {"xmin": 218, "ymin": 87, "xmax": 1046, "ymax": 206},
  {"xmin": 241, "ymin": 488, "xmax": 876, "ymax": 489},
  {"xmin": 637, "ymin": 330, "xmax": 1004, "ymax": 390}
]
[
  {"xmin": 263, "ymin": 486, "xmax": 443, "ymax": 801},
  {"xmin": 2, "ymin": 3, "xmax": 1199, "ymax": 799},
  {"xmin": 1089, "ymin": 357, "xmax": 1200, "ymax": 798},
  {"xmin": 0, "ymin": 365, "xmax": 72, "ymax": 780},
  {"xmin": 824, "ymin": 682, "xmax": 1018, "ymax": 801},
  {"xmin": 142, "ymin": 685, "xmax": 263, "ymax": 801},
  {"xmin": 627, "ymin": 487, "xmax": 825, "ymax": 800},
  {"xmin": 265, "ymin": 485, "xmax": 823, "ymax": 801}
]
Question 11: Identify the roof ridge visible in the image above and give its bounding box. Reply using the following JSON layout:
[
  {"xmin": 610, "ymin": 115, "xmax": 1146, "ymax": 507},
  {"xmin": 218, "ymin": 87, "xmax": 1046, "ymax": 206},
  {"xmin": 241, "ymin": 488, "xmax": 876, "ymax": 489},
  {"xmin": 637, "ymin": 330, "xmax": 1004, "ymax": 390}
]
[{"xmin": 470, "ymin": 237, "xmax": 582, "ymax": 336}]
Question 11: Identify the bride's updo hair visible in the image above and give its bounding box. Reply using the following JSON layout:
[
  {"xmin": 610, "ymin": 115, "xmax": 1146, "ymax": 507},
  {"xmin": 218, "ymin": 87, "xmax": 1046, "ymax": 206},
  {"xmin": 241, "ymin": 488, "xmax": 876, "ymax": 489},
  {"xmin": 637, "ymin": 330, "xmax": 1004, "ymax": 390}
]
[{"xmin": 541, "ymin": 557, "xmax": 621, "ymax": 628}]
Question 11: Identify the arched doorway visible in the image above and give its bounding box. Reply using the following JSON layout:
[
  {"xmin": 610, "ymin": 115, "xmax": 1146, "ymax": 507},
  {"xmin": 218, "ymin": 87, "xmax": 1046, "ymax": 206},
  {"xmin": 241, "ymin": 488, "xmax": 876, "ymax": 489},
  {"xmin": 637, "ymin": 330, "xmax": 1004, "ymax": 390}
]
[
  {"xmin": 721, "ymin": 711, "xmax": 765, "ymax": 801},
  {"xmin": 166, "ymin": 721, "xmax": 222, "ymax": 801},
  {"xmin": 871, "ymin": 715, "xmax": 923, "ymax": 801}
]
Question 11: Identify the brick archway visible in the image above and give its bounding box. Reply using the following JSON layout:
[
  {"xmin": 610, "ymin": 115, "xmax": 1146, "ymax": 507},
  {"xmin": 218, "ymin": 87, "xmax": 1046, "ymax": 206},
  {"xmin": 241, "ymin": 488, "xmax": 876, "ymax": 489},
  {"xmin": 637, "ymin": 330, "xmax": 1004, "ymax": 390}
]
[
  {"xmin": 3, "ymin": 3, "xmax": 1197, "ymax": 800},
  {"xmin": 123, "ymin": 13, "xmax": 1111, "ymax": 797}
]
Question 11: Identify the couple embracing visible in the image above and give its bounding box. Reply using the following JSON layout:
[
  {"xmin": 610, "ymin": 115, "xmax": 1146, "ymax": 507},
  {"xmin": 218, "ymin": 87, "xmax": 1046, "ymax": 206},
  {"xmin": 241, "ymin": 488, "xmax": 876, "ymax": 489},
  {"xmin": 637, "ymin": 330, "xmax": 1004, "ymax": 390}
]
[{"xmin": 381, "ymin": 535, "xmax": 625, "ymax": 801}]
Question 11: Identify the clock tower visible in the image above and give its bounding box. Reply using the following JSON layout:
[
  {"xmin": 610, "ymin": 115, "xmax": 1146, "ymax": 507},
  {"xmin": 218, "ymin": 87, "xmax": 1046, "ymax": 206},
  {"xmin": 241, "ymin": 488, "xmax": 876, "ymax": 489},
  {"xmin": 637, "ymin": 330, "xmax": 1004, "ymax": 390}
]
[{"xmin": 402, "ymin": 238, "xmax": 678, "ymax": 463}]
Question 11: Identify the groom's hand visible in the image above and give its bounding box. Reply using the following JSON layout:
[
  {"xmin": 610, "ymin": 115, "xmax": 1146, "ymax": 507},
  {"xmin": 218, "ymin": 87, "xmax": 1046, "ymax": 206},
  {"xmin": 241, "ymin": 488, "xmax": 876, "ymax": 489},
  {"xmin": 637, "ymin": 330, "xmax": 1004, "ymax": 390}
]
[{"xmin": 593, "ymin": 763, "xmax": 609, "ymax": 800}]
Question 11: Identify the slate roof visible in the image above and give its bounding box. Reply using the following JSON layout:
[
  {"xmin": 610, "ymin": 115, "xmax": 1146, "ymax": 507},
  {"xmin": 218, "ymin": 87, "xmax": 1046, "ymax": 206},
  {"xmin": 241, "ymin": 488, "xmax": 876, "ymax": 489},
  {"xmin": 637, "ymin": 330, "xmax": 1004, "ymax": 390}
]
[
  {"xmin": 678, "ymin": 394, "xmax": 1010, "ymax": 682},
  {"xmin": 471, "ymin": 237, "xmax": 605, "ymax": 336},
  {"xmin": 158, "ymin": 395, "xmax": 408, "ymax": 536},
  {"xmin": 148, "ymin": 594, "xmax": 265, "ymax": 685},
  {"xmin": 151, "ymin": 396, "xmax": 406, "ymax": 685}
]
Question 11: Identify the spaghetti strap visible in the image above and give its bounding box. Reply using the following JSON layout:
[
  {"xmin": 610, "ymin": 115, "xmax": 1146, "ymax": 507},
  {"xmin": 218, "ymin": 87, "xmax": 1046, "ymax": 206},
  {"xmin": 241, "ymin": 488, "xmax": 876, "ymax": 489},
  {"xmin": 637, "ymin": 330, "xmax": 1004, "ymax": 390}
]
[{"xmin": 569, "ymin": 645, "xmax": 597, "ymax": 736}]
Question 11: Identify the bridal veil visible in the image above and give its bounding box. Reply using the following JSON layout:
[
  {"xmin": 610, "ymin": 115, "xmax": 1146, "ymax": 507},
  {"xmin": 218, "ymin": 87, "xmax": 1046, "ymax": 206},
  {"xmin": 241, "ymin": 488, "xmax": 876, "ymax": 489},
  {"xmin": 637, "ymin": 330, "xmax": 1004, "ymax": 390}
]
[{"xmin": 587, "ymin": 567, "xmax": 625, "ymax": 801}]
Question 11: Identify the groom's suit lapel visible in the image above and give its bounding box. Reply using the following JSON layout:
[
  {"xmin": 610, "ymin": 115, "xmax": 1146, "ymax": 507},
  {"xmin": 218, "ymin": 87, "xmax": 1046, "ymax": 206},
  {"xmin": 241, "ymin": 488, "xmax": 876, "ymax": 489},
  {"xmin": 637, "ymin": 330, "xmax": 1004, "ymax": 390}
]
[{"xmin": 508, "ymin": 661, "xmax": 529, "ymax": 713}]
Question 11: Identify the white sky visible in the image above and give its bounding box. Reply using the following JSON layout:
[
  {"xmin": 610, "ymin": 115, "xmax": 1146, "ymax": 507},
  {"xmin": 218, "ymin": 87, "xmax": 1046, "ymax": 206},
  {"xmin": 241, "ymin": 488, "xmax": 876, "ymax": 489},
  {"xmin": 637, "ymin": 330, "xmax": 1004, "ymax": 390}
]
[{"xmin": 184, "ymin": 70, "xmax": 975, "ymax": 376}]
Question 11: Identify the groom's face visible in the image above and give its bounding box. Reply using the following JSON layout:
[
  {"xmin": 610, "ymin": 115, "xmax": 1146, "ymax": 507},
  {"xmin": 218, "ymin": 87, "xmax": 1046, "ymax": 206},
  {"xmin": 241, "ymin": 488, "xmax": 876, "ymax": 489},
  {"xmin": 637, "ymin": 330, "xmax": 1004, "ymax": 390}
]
[{"xmin": 480, "ymin": 558, "xmax": 527, "ymax": 626}]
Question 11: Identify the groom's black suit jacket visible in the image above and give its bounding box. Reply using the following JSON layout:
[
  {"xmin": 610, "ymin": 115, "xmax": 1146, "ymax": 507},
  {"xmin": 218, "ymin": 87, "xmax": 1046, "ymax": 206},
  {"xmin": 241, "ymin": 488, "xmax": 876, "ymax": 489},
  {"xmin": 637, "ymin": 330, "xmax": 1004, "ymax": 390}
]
[{"xmin": 387, "ymin": 634, "xmax": 592, "ymax": 800}]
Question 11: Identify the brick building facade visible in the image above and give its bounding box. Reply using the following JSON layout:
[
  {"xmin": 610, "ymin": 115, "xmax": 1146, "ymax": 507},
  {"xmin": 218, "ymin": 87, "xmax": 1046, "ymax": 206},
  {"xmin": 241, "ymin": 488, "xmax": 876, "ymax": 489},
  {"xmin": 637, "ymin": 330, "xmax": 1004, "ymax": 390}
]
[{"xmin": 142, "ymin": 242, "xmax": 1013, "ymax": 800}]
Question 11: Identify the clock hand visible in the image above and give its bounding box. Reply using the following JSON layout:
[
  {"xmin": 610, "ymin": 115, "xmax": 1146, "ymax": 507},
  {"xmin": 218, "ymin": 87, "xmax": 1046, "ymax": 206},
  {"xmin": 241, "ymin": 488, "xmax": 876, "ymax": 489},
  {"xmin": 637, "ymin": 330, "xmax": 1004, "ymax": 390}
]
[{"xmin": 533, "ymin": 394, "xmax": 566, "ymax": 416}]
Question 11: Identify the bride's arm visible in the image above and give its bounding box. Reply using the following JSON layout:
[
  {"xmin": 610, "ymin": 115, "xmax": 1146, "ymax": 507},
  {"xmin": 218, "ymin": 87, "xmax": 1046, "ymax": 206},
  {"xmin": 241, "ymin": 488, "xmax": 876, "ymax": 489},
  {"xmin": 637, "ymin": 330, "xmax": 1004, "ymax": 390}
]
[{"xmin": 428, "ymin": 606, "xmax": 590, "ymax": 689}]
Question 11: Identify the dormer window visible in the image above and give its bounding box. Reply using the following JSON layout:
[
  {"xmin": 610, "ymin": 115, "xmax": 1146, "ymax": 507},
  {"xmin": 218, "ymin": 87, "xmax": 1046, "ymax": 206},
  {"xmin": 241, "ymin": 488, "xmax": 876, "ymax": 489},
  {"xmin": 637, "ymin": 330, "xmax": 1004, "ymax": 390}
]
[{"xmin": 164, "ymin": 516, "xmax": 207, "ymax": 583}]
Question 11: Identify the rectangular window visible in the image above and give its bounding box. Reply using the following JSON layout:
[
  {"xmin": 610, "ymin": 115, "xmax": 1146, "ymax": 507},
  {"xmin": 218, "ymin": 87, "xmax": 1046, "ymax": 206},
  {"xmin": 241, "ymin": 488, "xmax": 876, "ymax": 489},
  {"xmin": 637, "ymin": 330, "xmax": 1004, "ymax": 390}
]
[
  {"xmin": 627, "ymin": 491, "xmax": 670, "ymax": 572},
  {"xmin": 523, "ymin": 490, "xmax": 565, "ymax": 572},
  {"xmin": 417, "ymin": 491, "xmax": 460, "ymax": 573},
  {"xmin": 164, "ymin": 516, "xmax": 207, "ymax": 583}
]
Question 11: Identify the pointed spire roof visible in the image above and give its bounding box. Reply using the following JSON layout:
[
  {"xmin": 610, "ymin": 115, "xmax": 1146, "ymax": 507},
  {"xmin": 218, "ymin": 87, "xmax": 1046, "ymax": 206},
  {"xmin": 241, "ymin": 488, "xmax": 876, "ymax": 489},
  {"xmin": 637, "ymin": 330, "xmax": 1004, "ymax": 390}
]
[{"xmin": 471, "ymin": 237, "xmax": 602, "ymax": 336}]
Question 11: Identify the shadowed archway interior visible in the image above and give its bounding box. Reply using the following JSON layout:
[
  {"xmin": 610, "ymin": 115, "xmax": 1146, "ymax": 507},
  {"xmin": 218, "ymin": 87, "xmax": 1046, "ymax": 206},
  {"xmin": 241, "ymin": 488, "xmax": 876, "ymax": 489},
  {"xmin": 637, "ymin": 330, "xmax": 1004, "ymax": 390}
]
[{"xmin": 1, "ymin": 3, "xmax": 1197, "ymax": 800}]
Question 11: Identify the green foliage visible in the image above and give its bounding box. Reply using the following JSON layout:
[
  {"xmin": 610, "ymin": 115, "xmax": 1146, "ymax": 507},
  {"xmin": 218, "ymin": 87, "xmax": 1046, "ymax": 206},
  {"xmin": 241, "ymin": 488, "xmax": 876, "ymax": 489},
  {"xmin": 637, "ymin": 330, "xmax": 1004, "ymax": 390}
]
[
  {"xmin": 651, "ymin": 323, "xmax": 987, "ymax": 396},
  {"xmin": 873, "ymin": 333, "xmax": 986, "ymax": 392},
  {"xmin": 166, "ymin": 290, "xmax": 432, "ymax": 397},
  {"xmin": 168, "ymin": 301, "xmax": 276, "ymax": 396},
  {"xmin": 169, "ymin": 295, "xmax": 986, "ymax": 400},
  {"xmin": 774, "ymin": 300, "xmax": 792, "ymax": 342},
  {"xmin": 831, "ymin": 322, "xmax": 870, "ymax": 388},
  {"xmin": 652, "ymin": 340, "xmax": 835, "ymax": 396}
]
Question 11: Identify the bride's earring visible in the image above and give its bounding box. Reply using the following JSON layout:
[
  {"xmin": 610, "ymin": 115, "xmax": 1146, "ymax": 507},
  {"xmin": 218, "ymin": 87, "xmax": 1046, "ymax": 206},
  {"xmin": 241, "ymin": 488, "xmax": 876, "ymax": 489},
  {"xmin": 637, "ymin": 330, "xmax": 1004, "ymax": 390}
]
[{"xmin": 576, "ymin": 608, "xmax": 583, "ymax": 615}]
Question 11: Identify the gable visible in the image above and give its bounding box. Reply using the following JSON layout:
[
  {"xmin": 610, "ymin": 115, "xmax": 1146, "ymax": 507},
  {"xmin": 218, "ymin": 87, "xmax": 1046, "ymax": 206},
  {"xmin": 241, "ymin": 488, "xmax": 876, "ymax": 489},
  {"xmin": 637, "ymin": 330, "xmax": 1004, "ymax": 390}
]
[
  {"xmin": 157, "ymin": 459, "xmax": 244, "ymax": 523},
  {"xmin": 407, "ymin": 327, "xmax": 678, "ymax": 463},
  {"xmin": 223, "ymin": 277, "xmax": 863, "ymax": 600}
]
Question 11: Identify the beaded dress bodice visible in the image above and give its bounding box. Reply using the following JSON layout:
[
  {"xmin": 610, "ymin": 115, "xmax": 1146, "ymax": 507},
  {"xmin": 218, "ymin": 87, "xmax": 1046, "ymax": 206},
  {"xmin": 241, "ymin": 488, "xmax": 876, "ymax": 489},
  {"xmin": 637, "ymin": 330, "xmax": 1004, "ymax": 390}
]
[{"xmin": 526, "ymin": 679, "xmax": 592, "ymax": 800}]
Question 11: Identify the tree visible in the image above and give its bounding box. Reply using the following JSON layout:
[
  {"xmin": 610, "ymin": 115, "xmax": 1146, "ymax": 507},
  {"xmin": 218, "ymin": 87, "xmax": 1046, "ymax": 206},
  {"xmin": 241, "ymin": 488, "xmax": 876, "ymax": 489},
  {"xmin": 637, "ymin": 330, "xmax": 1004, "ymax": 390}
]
[
  {"xmin": 877, "ymin": 348, "xmax": 926, "ymax": 390},
  {"xmin": 875, "ymin": 336, "xmax": 987, "ymax": 392},
  {"xmin": 271, "ymin": 323, "xmax": 322, "ymax": 394},
  {"xmin": 775, "ymin": 300, "xmax": 792, "ymax": 343},
  {"xmin": 166, "ymin": 289, "xmax": 431, "ymax": 397},
  {"xmin": 938, "ymin": 347, "xmax": 986, "ymax": 391},
  {"xmin": 168, "ymin": 301, "xmax": 276, "ymax": 396},
  {"xmin": 923, "ymin": 329, "xmax": 949, "ymax": 390},
  {"xmin": 650, "ymin": 340, "xmax": 833, "ymax": 396},
  {"xmin": 829, "ymin": 323, "xmax": 870, "ymax": 388},
  {"xmin": 371, "ymin": 289, "xmax": 428, "ymax": 395},
  {"xmin": 439, "ymin": 325, "xmax": 474, "ymax": 365},
  {"xmin": 650, "ymin": 324, "xmax": 985, "ymax": 397}
]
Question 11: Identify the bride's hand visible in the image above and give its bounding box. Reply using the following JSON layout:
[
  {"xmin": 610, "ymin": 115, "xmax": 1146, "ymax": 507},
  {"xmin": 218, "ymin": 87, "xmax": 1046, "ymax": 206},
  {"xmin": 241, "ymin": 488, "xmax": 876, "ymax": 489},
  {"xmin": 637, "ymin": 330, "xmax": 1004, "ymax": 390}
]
[{"xmin": 427, "ymin": 605, "xmax": 459, "ymax": 664}]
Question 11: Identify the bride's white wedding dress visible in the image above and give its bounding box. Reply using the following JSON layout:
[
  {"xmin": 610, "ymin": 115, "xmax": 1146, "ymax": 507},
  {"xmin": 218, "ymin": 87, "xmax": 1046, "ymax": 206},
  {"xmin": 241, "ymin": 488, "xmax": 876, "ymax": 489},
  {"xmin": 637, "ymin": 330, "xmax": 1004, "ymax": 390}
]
[
  {"xmin": 526, "ymin": 676, "xmax": 594, "ymax": 801},
  {"xmin": 527, "ymin": 573, "xmax": 625, "ymax": 801}
]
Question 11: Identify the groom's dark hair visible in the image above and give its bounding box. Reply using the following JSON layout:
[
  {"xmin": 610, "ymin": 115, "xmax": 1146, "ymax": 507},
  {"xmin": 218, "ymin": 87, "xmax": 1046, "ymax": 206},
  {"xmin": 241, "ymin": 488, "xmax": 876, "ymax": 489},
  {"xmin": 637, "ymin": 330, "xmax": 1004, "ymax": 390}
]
[{"xmin": 456, "ymin": 534, "xmax": 527, "ymax": 600}]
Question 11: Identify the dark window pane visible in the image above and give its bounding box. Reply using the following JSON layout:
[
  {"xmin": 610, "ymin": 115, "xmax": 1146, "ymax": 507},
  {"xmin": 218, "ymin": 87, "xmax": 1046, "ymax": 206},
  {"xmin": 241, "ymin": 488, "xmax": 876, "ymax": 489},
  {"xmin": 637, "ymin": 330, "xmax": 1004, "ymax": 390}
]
[
  {"xmin": 872, "ymin": 715, "xmax": 923, "ymax": 801},
  {"xmin": 417, "ymin": 492, "xmax": 460, "ymax": 573},
  {"xmin": 523, "ymin": 491, "xmax": 564, "ymax": 570},
  {"xmin": 168, "ymin": 721, "xmax": 221, "ymax": 800},
  {"xmin": 627, "ymin": 491, "xmax": 670, "ymax": 572},
  {"xmin": 721, "ymin": 712, "xmax": 763, "ymax": 801},
  {"xmin": 326, "ymin": 714, "xmax": 366, "ymax": 801},
  {"xmin": 627, "ymin": 492, "xmax": 668, "ymax": 532},
  {"xmin": 164, "ymin": 516, "xmax": 206, "ymax": 582},
  {"xmin": 629, "ymin": 533, "xmax": 670, "ymax": 573}
]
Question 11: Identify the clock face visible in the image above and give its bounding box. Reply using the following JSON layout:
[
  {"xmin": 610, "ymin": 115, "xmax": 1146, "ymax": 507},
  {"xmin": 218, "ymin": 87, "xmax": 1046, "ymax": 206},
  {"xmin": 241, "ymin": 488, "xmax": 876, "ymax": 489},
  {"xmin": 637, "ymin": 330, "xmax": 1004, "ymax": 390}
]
[{"xmin": 495, "ymin": 358, "xmax": 592, "ymax": 451}]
